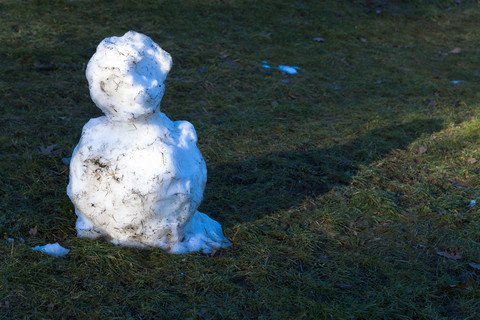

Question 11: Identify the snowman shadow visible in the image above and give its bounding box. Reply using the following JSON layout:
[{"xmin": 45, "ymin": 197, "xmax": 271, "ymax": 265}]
[{"xmin": 203, "ymin": 118, "xmax": 444, "ymax": 227}]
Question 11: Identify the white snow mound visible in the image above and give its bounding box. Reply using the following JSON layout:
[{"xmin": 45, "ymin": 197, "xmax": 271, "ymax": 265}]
[{"xmin": 67, "ymin": 31, "xmax": 230, "ymax": 254}]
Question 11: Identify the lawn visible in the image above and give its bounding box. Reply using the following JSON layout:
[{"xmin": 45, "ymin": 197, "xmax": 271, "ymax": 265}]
[{"xmin": 1, "ymin": 0, "xmax": 480, "ymax": 319}]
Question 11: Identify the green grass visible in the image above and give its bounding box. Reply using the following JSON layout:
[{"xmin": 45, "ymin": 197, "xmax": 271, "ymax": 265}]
[{"xmin": 2, "ymin": 0, "xmax": 480, "ymax": 318}]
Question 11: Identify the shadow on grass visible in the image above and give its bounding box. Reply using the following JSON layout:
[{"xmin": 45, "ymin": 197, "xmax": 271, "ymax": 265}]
[{"xmin": 203, "ymin": 118, "xmax": 445, "ymax": 227}]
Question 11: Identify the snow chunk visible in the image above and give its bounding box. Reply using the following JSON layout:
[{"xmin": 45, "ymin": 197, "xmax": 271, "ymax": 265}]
[
  {"xmin": 278, "ymin": 65, "xmax": 300, "ymax": 74},
  {"xmin": 261, "ymin": 61, "xmax": 300, "ymax": 74},
  {"xmin": 469, "ymin": 196, "xmax": 480, "ymax": 207},
  {"xmin": 31, "ymin": 243, "xmax": 70, "ymax": 257},
  {"xmin": 169, "ymin": 211, "xmax": 231, "ymax": 254}
]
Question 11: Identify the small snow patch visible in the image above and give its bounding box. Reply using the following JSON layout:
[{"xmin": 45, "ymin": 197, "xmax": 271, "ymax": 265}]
[
  {"xmin": 469, "ymin": 196, "xmax": 480, "ymax": 207},
  {"xmin": 278, "ymin": 65, "xmax": 300, "ymax": 74},
  {"xmin": 261, "ymin": 61, "xmax": 300, "ymax": 74},
  {"xmin": 31, "ymin": 243, "xmax": 70, "ymax": 257}
]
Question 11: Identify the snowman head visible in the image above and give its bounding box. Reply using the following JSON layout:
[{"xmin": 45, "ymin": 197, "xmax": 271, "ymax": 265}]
[{"xmin": 86, "ymin": 31, "xmax": 172, "ymax": 120}]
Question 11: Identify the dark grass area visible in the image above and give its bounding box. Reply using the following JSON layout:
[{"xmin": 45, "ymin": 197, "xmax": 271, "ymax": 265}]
[{"xmin": 2, "ymin": 0, "xmax": 480, "ymax": 319}]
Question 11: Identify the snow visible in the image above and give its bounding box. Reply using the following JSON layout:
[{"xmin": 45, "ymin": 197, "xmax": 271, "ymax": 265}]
[
  {"xmin": 261, "ymin": 61, "xmax": 300, "ymax": 74},
  {"xmin": 67, "ymin": 31, "xmax": 230, "ymax": 254},
  {"xmin": 469, "ymin": 196, "xmax": 480, "ymax": 207},
  {"xmin": 277, "ymin": 65, "xmax": 300, "ymax": 74},
  {"xmin": 86, "ymin": 31, "xmax": 172, "ymax": 121},
  {"xmin": 31, "ymin": 243, "xmax": 70, "ymax": 257}
]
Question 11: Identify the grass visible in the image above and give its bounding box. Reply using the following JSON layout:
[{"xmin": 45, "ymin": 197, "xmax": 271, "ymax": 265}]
[{"xmin": 1, "ymin": 0, "xmax": 480, "ymax": 318}]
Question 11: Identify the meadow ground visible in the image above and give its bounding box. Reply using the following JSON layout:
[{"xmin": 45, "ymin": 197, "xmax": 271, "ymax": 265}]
[{"xmin": 1, "ymin": 0, "xmax": 480, "ymax": 319}]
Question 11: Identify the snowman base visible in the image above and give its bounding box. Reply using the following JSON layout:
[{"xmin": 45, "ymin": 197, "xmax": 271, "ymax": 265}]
[
  {"xmin": 168, "ymin": 211, "xmax": 231, "ymax": 254},
  {"xmin": 75, "ymin": 210, "xmax": 230, "ymax": 254}
]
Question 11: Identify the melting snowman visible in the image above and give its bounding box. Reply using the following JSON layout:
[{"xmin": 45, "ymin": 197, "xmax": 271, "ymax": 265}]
[{"xmin": 67, "ymin": 31, "xmax": 230, "ymax": 254}]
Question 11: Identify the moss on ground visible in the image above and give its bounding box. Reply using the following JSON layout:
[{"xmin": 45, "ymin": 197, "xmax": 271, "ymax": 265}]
[{"xmin": 1, "ymin": 0, "xmax": 480, "ymax": 319}]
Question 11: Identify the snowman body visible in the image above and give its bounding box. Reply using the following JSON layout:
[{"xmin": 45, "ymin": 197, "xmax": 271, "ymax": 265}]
[{"xmin": 67, "ymin": 31, "xmax": 230, "ymax": 253}]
